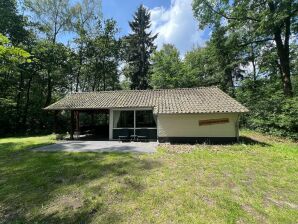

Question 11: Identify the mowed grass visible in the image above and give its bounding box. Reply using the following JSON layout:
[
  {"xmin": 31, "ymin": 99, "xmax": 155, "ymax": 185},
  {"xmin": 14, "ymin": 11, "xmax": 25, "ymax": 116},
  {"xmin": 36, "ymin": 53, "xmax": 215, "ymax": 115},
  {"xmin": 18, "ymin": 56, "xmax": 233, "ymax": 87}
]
[{"xmin": 0, "ymin": 131, "xmax": 297, "ymax": 223}]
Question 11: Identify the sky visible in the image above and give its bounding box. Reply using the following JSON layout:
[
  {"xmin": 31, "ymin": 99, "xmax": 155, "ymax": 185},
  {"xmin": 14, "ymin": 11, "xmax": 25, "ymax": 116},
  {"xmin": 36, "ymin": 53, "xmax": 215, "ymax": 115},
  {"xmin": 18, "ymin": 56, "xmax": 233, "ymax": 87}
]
[
  {"xmin": 101, "ymin": 0, "xmax": 210, "ymax": 54},
  {"xmin": 21, "ymin": 0, "xmax": 210, "ymax": 55}
]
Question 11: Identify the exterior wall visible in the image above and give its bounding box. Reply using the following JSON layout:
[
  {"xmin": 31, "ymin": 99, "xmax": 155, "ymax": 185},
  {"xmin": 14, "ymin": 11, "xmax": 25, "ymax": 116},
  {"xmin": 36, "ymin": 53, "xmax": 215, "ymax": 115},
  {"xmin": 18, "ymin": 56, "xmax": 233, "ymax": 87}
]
[{"xmin": 157, "ymin": 113, "xmax": 240, "ymax": 138}]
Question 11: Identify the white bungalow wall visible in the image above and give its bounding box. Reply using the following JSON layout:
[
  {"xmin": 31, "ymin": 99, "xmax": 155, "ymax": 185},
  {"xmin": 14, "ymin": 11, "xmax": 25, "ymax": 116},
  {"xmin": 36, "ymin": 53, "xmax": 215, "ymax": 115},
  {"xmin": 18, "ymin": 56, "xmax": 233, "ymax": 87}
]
[{"xmin": 157, "ymin": 113, "xmax": 240, "ymax": 138}]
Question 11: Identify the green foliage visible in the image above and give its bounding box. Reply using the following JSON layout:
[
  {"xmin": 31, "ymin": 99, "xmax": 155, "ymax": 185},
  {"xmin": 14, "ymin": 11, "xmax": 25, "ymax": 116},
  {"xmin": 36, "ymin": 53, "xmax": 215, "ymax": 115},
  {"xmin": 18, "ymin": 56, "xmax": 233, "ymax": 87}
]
[
  {"xmin": 192, "ymin": 0, "xmax": 297, "ymax": 96},
  {"xmin": 0, "ymin": 34, "xmax": 32, "ymax": 135},
  {"xmin": 184, "ymin": 47, "xmax": 214, "ymax": 87},
  {"xmin": 206, "ymin": 25, "xmax": 245, "ymax": 96},
  {"xmin": 0, "ymin": 0, "xmax": 28, "ymax": 44},
  {"xmin": 72, "ymin": 0, "xmax": 102, "ymax": 36},
  {"xmin": 0, "ymin": 34, "xmax": 31, "ymax": 73},
  {"xmin": 124, "ymin": 5, "xmax": 157, "ymax": 90},
  {"xmin": 150, "ymin": 44, "xmax": 185, "ymax": 89},
  {"xmin": 25, "ymin": 0, "xmax": 75, "ymax": 43},
  {"xmin": 236, "ymin": 79, "xmax": 298, "ymax": 139},
  {"xmin": 186, "ymin": 0, "xmax": 298, "ymax": 138},
  {"xmin": 0, "ymin": 0, "xmax": 123, "ymax": 135},
  {"xmin": 85, "ymin": 19, "xmax": 122, "ymax": 91},
  {"xmin": 148, "ymin": 25, "xmax": 297, "ymax": 139},
  {"xmin": 150, "ymin": 26, "xmax": 245, "ymax": 94}
]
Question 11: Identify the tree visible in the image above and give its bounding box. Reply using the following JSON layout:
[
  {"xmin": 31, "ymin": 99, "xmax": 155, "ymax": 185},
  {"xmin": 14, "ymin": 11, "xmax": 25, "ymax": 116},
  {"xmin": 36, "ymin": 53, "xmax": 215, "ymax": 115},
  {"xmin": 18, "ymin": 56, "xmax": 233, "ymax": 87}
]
[
  {"xmin": 25, "ymin": 0, "xmax": 75, "ymax": 43},
  {"xmin": 72, "ymin": 0, "xmax": 102, "ymax": 37},
  {"xmin": 150, "ymin": 35, "xmax": 245, "ymax": 92},
  {"xmin": 72, "ymin": 0, "xmax": 102, "ymax": 92},
  {"xmin": 85, "ymin": 19, "xmax": 121, "ymax": 91},
  {"xmin": 0, "ymin": 34, "xmax": 31, "ymax": 72},
  {"xmin": 208, "ymin": 24, "xmax": 245, "ymax": 95},
  {"xmin": 124, "ymin": 5, "xmax": 157, "ymax": 90},
  {"xmin": 150, "ymin": 44, "xmax": 184, "ymax": 89},
  {"xmin": 192, "ymin": 0, "xmax": 298, "ymax": 97},
  {"xmin": 0, "ymin": 0, "xmax": 28, "ymax": 44},
  {"xmin": 184, "ymin": 47, "xmax": 219, "ymax": 87},
  {"xmin": 25, "ymin": 0, "xmax": 76, "ymax": 106},
  {"xmin": 184, "ymin": 25, "xmax": 245, "ymax": 95},
  {"xmin": 0, "ymin": 33, "xmax": 31, "ymax": 134}
]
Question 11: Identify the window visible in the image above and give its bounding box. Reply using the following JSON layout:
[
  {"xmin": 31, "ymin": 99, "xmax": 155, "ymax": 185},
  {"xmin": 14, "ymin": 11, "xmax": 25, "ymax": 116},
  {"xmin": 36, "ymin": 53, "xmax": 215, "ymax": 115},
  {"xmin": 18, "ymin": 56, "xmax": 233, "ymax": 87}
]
[
  {"xmin": 113, "ymin": 111, "xmax": 134, "ymax": 128},
  {"xmin": 136, "ymin": 110, "xmax": 156, "ymax": 128}
]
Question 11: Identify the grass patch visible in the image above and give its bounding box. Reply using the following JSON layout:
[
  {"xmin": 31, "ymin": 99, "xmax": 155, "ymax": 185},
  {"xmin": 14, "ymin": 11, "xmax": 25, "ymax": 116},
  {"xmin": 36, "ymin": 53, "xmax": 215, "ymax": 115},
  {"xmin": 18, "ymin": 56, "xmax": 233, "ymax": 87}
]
[{"xmin": 0, "ymin": 131, "xmax": 297, "ymax": 223}]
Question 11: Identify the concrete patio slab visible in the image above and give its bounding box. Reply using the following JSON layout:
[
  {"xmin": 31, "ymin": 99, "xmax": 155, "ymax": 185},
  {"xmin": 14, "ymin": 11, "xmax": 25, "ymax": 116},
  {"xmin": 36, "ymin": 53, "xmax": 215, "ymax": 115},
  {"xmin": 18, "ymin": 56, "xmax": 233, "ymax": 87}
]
[{"xmin": 32, "ymin": 141, "xmax": 158, "ymax": 153}]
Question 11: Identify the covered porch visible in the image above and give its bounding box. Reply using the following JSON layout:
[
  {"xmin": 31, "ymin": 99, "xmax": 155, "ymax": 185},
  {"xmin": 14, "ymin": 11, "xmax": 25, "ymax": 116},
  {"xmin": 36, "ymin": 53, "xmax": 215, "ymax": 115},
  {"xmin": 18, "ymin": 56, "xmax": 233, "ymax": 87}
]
[{"xmin": 69, "ymin": 109, "xmax": 109, "ymax": 140}]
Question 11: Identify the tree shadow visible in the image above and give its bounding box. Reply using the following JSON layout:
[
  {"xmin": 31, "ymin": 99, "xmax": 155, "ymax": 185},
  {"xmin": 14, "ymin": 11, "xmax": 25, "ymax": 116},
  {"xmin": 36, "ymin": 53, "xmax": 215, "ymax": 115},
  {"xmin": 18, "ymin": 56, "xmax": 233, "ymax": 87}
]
[
  {"xmin": 0, "ymin": 143, "xmax": 162, "ymax": 223},
  {"xmin": 165, "ymin": 136, "xmax": 271, "ymax": 147}
]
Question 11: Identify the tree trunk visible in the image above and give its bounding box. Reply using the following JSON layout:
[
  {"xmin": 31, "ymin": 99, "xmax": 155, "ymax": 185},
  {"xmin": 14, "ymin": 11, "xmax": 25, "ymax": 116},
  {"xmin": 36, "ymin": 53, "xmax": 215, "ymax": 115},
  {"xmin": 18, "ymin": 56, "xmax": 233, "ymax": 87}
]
[
  {"xmin": 103, "ymin": 61, "xmax": 106, "ymax": 91},
  {"xmin": 76, "ymin": 69, "xmax": 80, "ymax": 92},
  {"xmin": 269, "ymin": 2, "xmax": 293, "ymax": 97},
  {"xmin": 274, "ymin": 29, "xmax": 293, "ymax": 97},
  {"xmin": 75, "ymin": 111, "xmax": 80, "ymax": 135},
  {"xmin": 22, "ymin": 74, "xmax": 33, "ymax": 129},
  {"xmin": 70, "ymin": 110, "xmax": 74, "ymax": 140},
  {"xmin": 76, "ymin": 45, "xmax": 83, "ymax": 92},
  {"xmin": 54, "ymin": 111, "xmax": 58, "ymax": 133},
  {"xmin": 224, "ymin": 68, "xmax": 235, "ymax": 97},
  {"xmin": 45, "ymin": 70, "xmax": 52, "ymax": 106},
  {"xmin": 16, "ymin": 69, "xmax": 24, "ymax": 128},
  {"xmin": 250, "ymin": 44, "xmax": 257, "ymax": 85}
]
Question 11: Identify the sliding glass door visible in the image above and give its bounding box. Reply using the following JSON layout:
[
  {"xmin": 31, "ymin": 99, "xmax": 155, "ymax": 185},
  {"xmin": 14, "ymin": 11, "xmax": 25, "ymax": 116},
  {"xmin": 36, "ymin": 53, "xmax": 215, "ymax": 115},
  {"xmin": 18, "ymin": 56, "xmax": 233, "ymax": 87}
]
[{"xmin": 113, "ymin": 109, "xmax": 157, "ymax": 140}]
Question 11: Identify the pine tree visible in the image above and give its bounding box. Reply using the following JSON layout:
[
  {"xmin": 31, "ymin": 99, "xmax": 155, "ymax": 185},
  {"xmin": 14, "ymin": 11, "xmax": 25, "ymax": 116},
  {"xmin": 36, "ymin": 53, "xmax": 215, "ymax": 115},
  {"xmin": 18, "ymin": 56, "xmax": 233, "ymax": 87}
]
[{"xmin": 124, "ymin": 5, "xmax": 157, "ymax": 90}]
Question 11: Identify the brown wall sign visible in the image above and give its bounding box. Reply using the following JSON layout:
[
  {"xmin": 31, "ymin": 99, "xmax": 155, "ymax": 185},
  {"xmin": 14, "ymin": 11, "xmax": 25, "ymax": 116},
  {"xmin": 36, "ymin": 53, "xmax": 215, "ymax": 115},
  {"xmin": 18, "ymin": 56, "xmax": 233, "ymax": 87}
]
[{"xmin": 199, "ymin": 118, "xmax": 229, "ymax": 126}]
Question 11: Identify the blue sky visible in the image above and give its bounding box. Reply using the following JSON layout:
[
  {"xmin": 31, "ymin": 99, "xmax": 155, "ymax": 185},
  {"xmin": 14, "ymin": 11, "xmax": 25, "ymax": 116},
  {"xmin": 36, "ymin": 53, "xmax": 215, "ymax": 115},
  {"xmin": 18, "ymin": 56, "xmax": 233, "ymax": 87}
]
[
  {"xmin": 102, "ymin": 0, "xmax": 171, "ymax": 35},
  {"xmin": 101, "ymin": 0, "xmax": 210, "ymax": 54},
  {"xmin": 59, "ymin": 0, "xmax": 210, "ymax": 54}
]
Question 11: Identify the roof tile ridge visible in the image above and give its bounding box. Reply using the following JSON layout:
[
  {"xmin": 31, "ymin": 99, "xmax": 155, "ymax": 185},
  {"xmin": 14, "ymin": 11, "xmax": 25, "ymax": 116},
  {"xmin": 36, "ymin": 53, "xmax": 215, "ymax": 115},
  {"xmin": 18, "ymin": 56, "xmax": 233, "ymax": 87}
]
[{"xmin": 69, "ymin": 86, "xmax": 220, "ymax": 95}]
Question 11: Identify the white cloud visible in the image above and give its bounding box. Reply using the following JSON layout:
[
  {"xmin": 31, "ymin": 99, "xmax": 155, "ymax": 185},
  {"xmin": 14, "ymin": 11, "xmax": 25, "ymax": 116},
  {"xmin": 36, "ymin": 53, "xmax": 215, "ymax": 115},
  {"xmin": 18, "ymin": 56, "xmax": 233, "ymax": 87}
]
[{"xmin": 149, "ymin": 0, "xmax": 207, "ymax": 55}]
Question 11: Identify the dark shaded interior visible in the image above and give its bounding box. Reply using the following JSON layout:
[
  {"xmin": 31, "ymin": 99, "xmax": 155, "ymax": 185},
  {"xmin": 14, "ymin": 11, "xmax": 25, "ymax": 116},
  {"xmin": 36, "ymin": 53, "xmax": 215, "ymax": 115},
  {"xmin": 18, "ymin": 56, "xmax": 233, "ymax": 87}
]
[{"xmin": 74, "ymin": 109, "xmax": 109, "ymax": 140}]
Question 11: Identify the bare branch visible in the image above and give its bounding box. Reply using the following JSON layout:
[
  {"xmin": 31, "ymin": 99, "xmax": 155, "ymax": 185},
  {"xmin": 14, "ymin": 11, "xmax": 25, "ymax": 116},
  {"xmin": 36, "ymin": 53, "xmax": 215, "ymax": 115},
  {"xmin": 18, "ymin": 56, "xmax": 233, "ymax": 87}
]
[
  {"xmin": 238, "ymin": 38, "xmax": 274, "ymax": 47},
  {"xmin": 202, "ymin": 0, "xmax": 261, "ymax": 22}
]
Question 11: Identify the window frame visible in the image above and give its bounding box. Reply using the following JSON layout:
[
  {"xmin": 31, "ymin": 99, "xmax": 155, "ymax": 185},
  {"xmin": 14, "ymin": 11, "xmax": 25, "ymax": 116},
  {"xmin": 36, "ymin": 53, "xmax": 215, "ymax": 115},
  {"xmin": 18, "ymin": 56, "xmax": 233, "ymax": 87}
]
[
  {"xmin": 113, "ymin": 110, "xmax": 134, "ymax": 128},
  {"xmin": 135, "ymin": 110, "xmax": 157, "ymax": 128},
  {"xmin": 112, "ymin": 109, "xmax": 157, "ymax": 138}
]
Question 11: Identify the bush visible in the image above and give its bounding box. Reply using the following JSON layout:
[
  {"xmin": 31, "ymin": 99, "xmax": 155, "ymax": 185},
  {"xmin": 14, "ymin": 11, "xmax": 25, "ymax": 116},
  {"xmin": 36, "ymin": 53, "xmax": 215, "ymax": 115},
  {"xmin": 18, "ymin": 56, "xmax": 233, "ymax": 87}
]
[{"xmin": 237, "ymin": 79, "xmax": 298, "ymax": 140}]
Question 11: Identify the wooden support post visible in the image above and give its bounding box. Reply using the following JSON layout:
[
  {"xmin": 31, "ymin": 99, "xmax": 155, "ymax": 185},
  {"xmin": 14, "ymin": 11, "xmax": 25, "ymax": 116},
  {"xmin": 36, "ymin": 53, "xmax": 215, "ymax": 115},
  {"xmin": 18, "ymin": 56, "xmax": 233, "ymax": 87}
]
[
  {"xmin": 54, "ymin": 110, "xmax": 58, "ymax": 134},
  {"xmin": 75, "ymin": 111, "xmax": 80, "ymax": 132},
  {"xmin": 91, "ymin": 111, "xmax": 95, "ymax": 125},
  {"xmin": 70, "ymin": 110, "xmax": 74, "ymax": 140},
  {"xmin": 74, "ymin": 110, "xmax": 80, "ymax": 139}
]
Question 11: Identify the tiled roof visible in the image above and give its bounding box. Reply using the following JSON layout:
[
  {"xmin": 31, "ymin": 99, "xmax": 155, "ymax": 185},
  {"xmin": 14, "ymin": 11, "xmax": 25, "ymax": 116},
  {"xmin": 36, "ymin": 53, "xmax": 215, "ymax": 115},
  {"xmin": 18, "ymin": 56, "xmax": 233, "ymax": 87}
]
[{"xmin": 44, "ymin": 87, "xmax": 249, "ymax": 114}]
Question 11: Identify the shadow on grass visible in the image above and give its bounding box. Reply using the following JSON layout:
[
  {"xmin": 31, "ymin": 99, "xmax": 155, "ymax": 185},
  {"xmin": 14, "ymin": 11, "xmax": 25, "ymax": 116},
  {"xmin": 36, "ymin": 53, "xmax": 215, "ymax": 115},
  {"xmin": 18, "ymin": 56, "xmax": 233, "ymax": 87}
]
[
  {"xmin": 165, "ymin": 136, "xmax": 271, "ymax": 147},
  {"xmin": 0, "ymin": 142, "xmax": 161, "ymax": 223},
  {"xmin": 237, "ymin": 136, "xmax": 271, "ymax": 147},
  {"xmin": 165, "ymin": 136, "xmax": 272, "ymax": 146}
]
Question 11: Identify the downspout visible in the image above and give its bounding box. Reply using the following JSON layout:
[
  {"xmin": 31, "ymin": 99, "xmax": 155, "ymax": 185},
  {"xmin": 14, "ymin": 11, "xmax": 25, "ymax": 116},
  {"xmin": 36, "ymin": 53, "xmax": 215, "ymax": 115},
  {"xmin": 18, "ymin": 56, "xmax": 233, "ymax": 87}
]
[
  {"xmin": 153, "ymin": 107, "xmax": 158, "ymax": 143},
  {"xmin": 133, "ymin": 110, "xmax": 136, "ymax": 137},
  {"xmin": 155, "ymin": 114, "xmax": 158, "ymax": 143},
  {"xmin": 109, "ymin": 109, "xmax": 113, "ymax": 140},
  {"xmin": 235, "ymin": 113, "xmax": 240, "ymax": 142}
]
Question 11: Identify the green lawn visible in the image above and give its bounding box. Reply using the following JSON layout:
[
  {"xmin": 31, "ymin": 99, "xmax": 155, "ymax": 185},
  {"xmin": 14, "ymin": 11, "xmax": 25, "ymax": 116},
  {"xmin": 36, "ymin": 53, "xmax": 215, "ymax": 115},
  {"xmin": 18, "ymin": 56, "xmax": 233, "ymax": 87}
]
[{"xmin": 0, "ymin": 131, "xmax": 297, "ymax": 223}]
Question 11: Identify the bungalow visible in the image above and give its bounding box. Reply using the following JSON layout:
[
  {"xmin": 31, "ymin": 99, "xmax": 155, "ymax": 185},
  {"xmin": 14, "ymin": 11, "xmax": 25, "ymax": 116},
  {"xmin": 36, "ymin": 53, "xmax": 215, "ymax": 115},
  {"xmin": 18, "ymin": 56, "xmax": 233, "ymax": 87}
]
[{"xmin": 45, "ymin": 87, "xmax": 248, "ymax": 143}]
